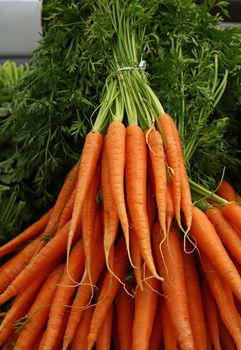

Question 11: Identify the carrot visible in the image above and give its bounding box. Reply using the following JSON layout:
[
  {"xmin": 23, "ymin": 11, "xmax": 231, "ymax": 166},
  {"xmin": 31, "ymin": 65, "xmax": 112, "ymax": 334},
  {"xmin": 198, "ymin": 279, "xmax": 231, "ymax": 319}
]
[
  {"xmin": 101, "ymin": 138, "xmax": 119, "ymax": 274},
  {"xmin": 146, "ymin": 179, "xmax": 157, "ymax": 231},
  {"xmin": 0, "ymin": 236, "xmax": 43, "ymax": 294},
  {"xmin": 153, "ymin": 222, "xmax": 195, "ymax": 350},
  {"xmin": 221, "ymin": 201, "xmax": 241, "ymax": 233},
  {"xmin": 149, "ymin": 298, "xmax": 163, "ymax": 350},
  {"xmin": 158, "ymin": 113, "xmax": 182, "ymax": 230},
  {"xmin": 218, "ymin": 316, "xmax": 237, "ymax": 350},
  {"xmin": 81, "ymin": 167, "xmax": 100, "ymax": 289},
  {"xmin": 55, "ymin": 184, "xmax": 77, "ymax": 231},
  {"xmin": 67, "ymin": 131, "xmax": 103, "ymax": 278},
  {"xmin": 166, "ymin": 183, "xmax": 175, "ymax": 235},
  {"xmin": 96, "ymin": 303, "xmax": 114, "ymax": 349},
  {"xmin": 125, "ymin": 124, "xmax": 160, "ymax": 279},
  {"xmin": 0, "ymin": 209, "xmax": 52, "ymax": 258},
  {"xmin": 201, "ymin": 255, "xmax": 241, "ymax": 348},
  {"xmin": 146, "ymin": 126, "xmax": 167, "ymax": 239},
  {"xmin": 0, "ymin": 265, "xmax": 52, "ymax": 346},
  {"xmin": 182, "ymin": 249, "xmax": 208, "ymax": 350},
  {"xmin": 0, "ymin": 220, "xmax": 80, "ymax": 305},
  {"xmin": 190, "ymin": 206, "xmax": 241, "ymax": 301},
  {"xmin": 169, "ymin": 116, "xmax": 192, "ymax": 232},
  {"xmin": 62, "ymin": 218, "xmax": 105, "ymax": 350},
  {"xmin": 130, "ymin": 225, "xmax": 143, "ymax": 290},
  {"xmin": 115, "ymin": 285, "xmax": 134, "ymax": 350},
  {"xmin": 13, "ymin": 263, "xmax": 64, "ymax": 350},
  {"xmin": 42, "ymin": 239, "xmax": 85, "ymax": 350},
  {"xmin": 132, "ymin": 266, "xmax": 160, "ymax": 350},
  {"xmin": 87, "ymin": 235, "xmax": 129, "ymax": 350},
  {"xmin": 160, "ymin": 296, "xmax": 178, "ymax": 350},
  {"xmin": 205, "ymin": 206, "xmax": 241, "ymax": 263},
  {"xmin": 216, "ymin": 179, "xmax": 237, "ymax": 202},
  {"xmin": 105, "ymin": 120, "xmax": 133, "ymax": 267},
  {"xmin": 201, "ymin": 283, "xmax": 222, "ymax": 350},
  {"xmin": 71, "ymin": 308, "xmax": 94, "ymax": 350}
]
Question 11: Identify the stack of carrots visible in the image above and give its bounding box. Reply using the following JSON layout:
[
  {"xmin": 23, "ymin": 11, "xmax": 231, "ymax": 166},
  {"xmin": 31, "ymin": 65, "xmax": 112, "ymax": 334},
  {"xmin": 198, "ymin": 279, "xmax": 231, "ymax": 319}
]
[{"xmin": 1, "ymin": 1, "xmax": 241, "ymax": 349}]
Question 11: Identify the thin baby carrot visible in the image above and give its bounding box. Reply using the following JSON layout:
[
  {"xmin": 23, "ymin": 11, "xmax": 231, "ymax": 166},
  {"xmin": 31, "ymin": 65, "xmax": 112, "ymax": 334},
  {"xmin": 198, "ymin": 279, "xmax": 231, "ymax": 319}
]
[
  {"xmin": 115, "ymin": 285, "xmax": 134, "ymax": 350},
  {"xmin": 190, "ymin": 206, "xmax": 241, "ymax": 301},
  {"xmin": 132, "ymin": 267, "xmax": 160, "ymax": 350},
  {"xmin": 216, "ymin": 180, "xmax": 237, "ymax": 202},
  {"xmin": 13, "ymin": 263, "xmax": 64, "ymax": 350},
  {"xmin": 201, "ymin": 255, "xmax": 241, "ymax": 348},
  {"xmin": 149, "ymin": 298, "xmax": 163, "ymax": 350},
  {"xmin": 205, "ymin": 206, "xmax": 241, "ymax": 264},
  {"xmin": 71, "ymin": 308, "xmax": 93, "ymax": 350},
  {"xmin": 129, "ymin": 225, "xmax": 143, "ymax": 290},
  {"xmin": 125, "ymin": 124, "xmax": 160, "ymax": 279},
  {"xmin": 42, "ymin": 239, "xmax": 85, "ymax": 350},
  {"xmin": 153, "ymin": 222, "xmax": 195, "ymax": 350},
  {"xmin": 160, "ymin": 296, "xmax": 178, "ymax": 350},
  {"xmin": 201, "ymin": 283, "xmax": 222, "ymax": 350},
  {"xmin": 0, "ymin": 209, "xmax": 52, "ymax": 258},
  {"xmin": 96, "ymin": 303, "xmax": 114, "ymax": 350},
  {"xmin": 0, "ymin": 220, "xmax": 80, "ymax": 305},
  {"xmin": 87, "ymin": 235, "xmax": 129, "ymax": 350},
  {"xmin": 218, "ymin": 316, "xmax": 237, "ymax": 350},
  {"xmin": 221, "ymin": 201, "xmax": 241, "ymax": 233},
  {"xmin": 147, "ymin": 126, "xmax": 167, "ymax": 239},
  {"xmin": 105, "ymin": 120, "xmax": 132, "ymax": 266}
]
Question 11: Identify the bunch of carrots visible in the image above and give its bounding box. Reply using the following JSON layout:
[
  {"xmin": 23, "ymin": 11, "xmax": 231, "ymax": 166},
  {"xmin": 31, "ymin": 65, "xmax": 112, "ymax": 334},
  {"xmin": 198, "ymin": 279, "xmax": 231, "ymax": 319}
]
[{"xmin": 1, "ymin": 1, "xmax": 241, "ymax": 348}]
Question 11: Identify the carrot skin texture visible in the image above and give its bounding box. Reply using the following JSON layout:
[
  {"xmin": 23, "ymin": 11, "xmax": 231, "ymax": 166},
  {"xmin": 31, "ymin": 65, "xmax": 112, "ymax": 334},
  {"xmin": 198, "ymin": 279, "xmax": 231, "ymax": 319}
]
[
  {"xmin": 0, "ymin": 266, "xmax": 52, "ymax": 346},
  {"xmin": 87, "ymin": 235, "xmax": 129, "ymax": 350},
  {"xmin": 147, "ymin": 127, "xmax": 167, "ymax": 238},
  {"xmin": 62, "ymin": 219, "xmax": 105, "ymax": 350},
  {"xmin": 183, "ymin": 250, "xmax": 208, "ymax": 350},
  {"xmin": 218, "ymin": 317, "xmax": 237, "ymax": 350},
  {"xmin": 0, "ymin": 220, "xmax": 80, "ymax": 305},
  {"xmin": 0, "ymin": 209, "xmax": 51, "ymax": 258},
  {"xmin": 105, "ymin": 121, "xmax": 132, "ymax": 265},
  {"xmin": 190, "ymin": 206, "xmax": 241, "ymax": 301},
  {"xmin": 201, "ymin": 255, "xmax": 241, "ymax": 348},
  {"xmin": 132, "ymin": 267, "xmax": 160, "ymax": 350},
  {"xmin": 153, "ymin": 222, "xmax": 195, "ymax": 350},
  {"xmin": 221, "ymin": 202, "xmax": 241, "ymax": 233},
  {"xmin": 67, "ymin": 131, "xmax": 103, "ymax": 269},
  {"xmin": 160, "ymin": 296, "xmax": 178, "ymax": 350},
  {"xmin": 13, "ymin": 263, "xmax": 64, "ymax": 350},
  {"xmin": 96, "ymin": 303, "xmax": 114, "ymax": 350},
  {"xmin": 125, "ymin": 125, "xmax": 159, "ymax": 279},
  {"xmin": 42, "ymin": 239, "xmax": 85, "ymax": 350},
  {"xmin": 149, "ymin": 298, "xmax": 163, "ymax": 350},
  {"xmin": 115, "ymin": 286, "xmax": 134, "ymax": 350},
  {"xmin": 216, "ymin": 180, "xmax": 237, "ymax": 201},
  {"xmin": 71, "ymin": 308, "xmax": 93, "ymax": 350},
  {"xmin": 206, "ymin": 207, "xmax": 241, "ymax": 264}
]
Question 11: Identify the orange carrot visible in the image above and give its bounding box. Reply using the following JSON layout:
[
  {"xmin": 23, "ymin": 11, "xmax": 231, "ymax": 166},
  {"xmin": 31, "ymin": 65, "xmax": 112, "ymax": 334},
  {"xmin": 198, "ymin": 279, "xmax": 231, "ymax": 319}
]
[
  {"xmin": 125, "ymin": 124, "xmax": 159, "ymax": 279},
  {"xmin": 42, "ymin": 239, "xmax": 85, "ymax": 350},
  {"xmin": 101, "ymin": 138, "xmax": 119, "ymax": 274},
  {"xmin": 149, "ymin": 298, "xmax": 163, "ymax": 350},
  {"xmin": 216, "ymin": 180, "xmax": 237, "ymax": 202},
  {"xmin": 71, "ymin": 308, "xmax": 93, "ymax": 350},
  {"xmin": 218, "ymin": 316, "xmax": 237, "ymax": 350},
  {"xmin": 62, "ymin": 219, "xmax": 105, "ymax": 350},
  {"xmin": 160, "ymin": 296, "xmax": 178, "ymax": 350},
  {"xmin": 153, "ymin": 222, "xmax": 195, "ymax": 350},
  {"xmin": 105, "ymin": 120, "xmax": 132, "ymax": 267},
  {"xmin": 132, "ymin": 267, "xmax": 160, "ymax": 350},
  {"xmin": 87, "ymin": 235, "xmax": 129, "ymax": 350},
  {"xmin": 147, "ymin": 126, "xmax": 167, "ymax": 239},
  {"xmin": 205, "ymin": 206, "xmax": 241, "ymax": 263},
  {"xmin": 81, "ymin": 167, "xmax": 100, "ymax": 289},
  {"xmin": 201, "ymin": 283, "xmax": 222, "ymax": 350},
  {"xmin": 96, "ymin": 303, "xmax": 114, "ymax": 349},
  {"xmin": 169, "ymin": 116, "xmax": 192, "ymax": 232},
  {"xmin": 0, "ymin": 209, "xmax": 51, "ymax": 258},
  {"xmin": 0, "ymin": 236, "xmax": 43, "ymax": 294},
  {"xmin": 13, "ymin": 263, "xmax": 64, "ymax": 350},
  {"xmin": 221, "ymin": 201, "xmax": 241, "ymax": 233},
  {"xmin": 201, "ymin": 255, "xmax": 241, "ymax": 348},
  {"xmin": 182, "ymin": 249, "xmax": 208, "ymax": 350},
  {"xmin": 0, "ymin": 220, "xmax": 80, "ymax": 305},
  {"xmin": 0, "ymin": 265, "xmax": 52, "ymax": 346},
  {"xmin": 158, "ymin": 113, "xmax": 182, "ymax": 230},
  {"xmin": 166, "ymin": 183, "xmax": 175, "ymax": 235},
  {"xmin": 67, "ymin": 131, "xmax": 103, "ymax": 277},
  {"xmin": 190, "ymin": 206, "xmax": 241, "ymax": 301},
  {"xmin": 55, "ymin": 184, "xmax": 76, "ymax": 231},
  {"xmin": 130, "ymin": 225, "xmax": 143, "ymax": 290},
  {"xmin": 146, "ymin": 179, "xmax": 156, "ymax": 231},
  {"xmin": 115, "ymin": 285, "xmax": 134, "ymax": 350}
]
